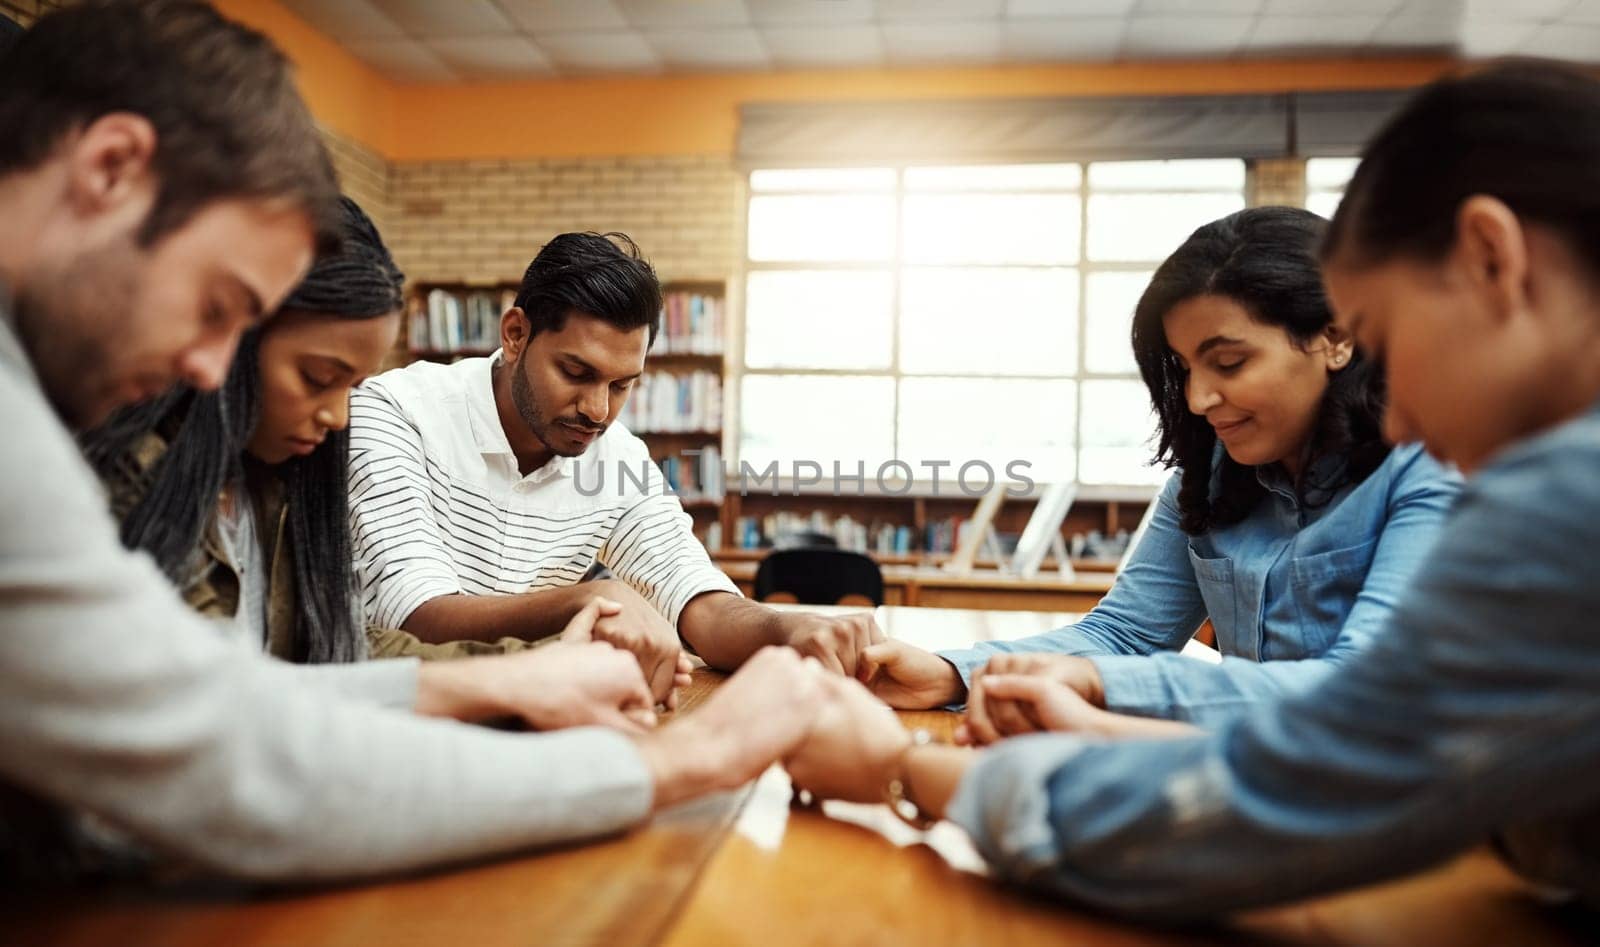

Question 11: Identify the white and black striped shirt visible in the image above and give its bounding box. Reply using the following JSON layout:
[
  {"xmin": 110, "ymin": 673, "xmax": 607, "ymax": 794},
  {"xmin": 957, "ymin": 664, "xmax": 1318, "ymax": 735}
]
[{"xmin": 347, "ymin": 353, "xmax": 738, "ymax": 632}]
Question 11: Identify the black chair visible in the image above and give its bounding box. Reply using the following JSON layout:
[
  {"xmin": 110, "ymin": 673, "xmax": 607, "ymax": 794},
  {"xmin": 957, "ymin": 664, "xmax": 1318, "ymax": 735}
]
[{"xmin": 754, "ymin": 548, "xmax": 884, "ymax": 607}]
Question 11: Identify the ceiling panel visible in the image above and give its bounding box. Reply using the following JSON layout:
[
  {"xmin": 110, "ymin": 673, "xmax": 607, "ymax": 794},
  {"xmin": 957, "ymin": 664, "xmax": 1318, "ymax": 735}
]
[
  {"xmin": 614, "ymin": 0, "xmax": 751, "ymax": 28},
  {"xmin": 347, "ymin": 38, "xmax": 459, "ymax": 81},
  {"xmin": 535, "ymin": 30, "xmax": 663, "ymax": 72},
  {"xmin": 746, "ymin": 0, "xmax": 878, "ymax": 25},
  {"xmin": 1001, "ymin": 17, "xmax": 1126, "ymax": 60},
  {"xmin": 883, "ymin": 21, "xmax": 1005, "ymax": 64},
  {"xmin": 648, "ymin": 27, "xmax": 772, "ymax": 69},
  {"xmin": 370, "ymin": 0, "xmax": 515, "ymax": 35},
  {"xmin": 426, "ymin": 35, "xmax": 555, "ymax": 78},
  {"xmin": 1124, "ymin": 15, "xmax": 1255, "ymax": 55},
  {"xmin": 763, "ymin": 25, "xmax": 888, "ymax": 67},
  {"xmin": 278, "ymin": 0, "xmax": 405, "ymax": 41},
  {"xmin": 495, "ymin": 0, "xmax": 630, "ymax": 32}
]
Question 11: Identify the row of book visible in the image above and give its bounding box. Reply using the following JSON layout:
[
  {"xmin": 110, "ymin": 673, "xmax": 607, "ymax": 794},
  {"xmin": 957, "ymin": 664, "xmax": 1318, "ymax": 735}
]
[
  {"xmin": 407, "ymin": 286, "xmax": 726, "ymax": 357},
  {"xmin": 619, "ymin": 370, "xmax": 722, "ymax": 434},
  {"xmin": 408, "ymin": 289, "xmax": 512, "ymax": 354},
  {"xmin": 658, "ymin": 446, "xmax": 724, "ymax": 504},
  {"xmin": 656, "ymin": 291, "xmax": 724, "ymax": 355}
]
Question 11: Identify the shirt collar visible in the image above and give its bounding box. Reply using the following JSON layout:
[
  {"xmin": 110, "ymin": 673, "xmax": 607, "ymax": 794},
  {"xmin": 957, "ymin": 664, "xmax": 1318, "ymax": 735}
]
[{"xmin": 467, "ymin": 350, "xmax": 577, "ymax": 483}]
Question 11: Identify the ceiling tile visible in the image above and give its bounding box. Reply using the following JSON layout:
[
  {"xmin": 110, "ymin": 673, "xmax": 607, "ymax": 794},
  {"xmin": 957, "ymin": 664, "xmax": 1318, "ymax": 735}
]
[
  {"xmin": 1123, "ymin": 15, "xmax": 1255, "ymax": 55},
  {"xmin": 761, "ymin": 25, "xmax": 887, "ymax": 67},
  {"xmin": 1264, "ymin": 0, "xmax": 1400, "ymax": 11},
  {"xmin": 1001, "ymin": 17, "xmax": 1126, "ymax": 59},
  {"xmin": 879, "ymin": 0, "xmax": 1005, "ymax": 21},
  {"xmin": 1459, "ymin": 17, "xmax": 1542, "ymax": 55},
  {"xmin": 278, "ymin": 0, "xmax": 405, "ymax": 41},
  {"xmin": 1566, "ymin": 0, "xmax": 1600, "ymax": 23},
  {"xmin": 647, "ymin": 27, "xmax": 773, "ymax": 69},
  {"xmin": 1008, "ymin": 0, "xmax": 1137, "ymax": 15},
  {"xmin": 1135, "ymin": 0, "xmax": 1263, "ymax": 13},
  {"xmin": 534, "ymin": 30, "xmax": 663, "ymax": 72},
  {"xmin": 495, "ymin": 0, "xmax": 629, "ymax": 32},
  {"xmin": 347, "ymin": 38, "xmax": 459, "ymax": 81},
  {"xmin": 1246, "ymin": 15, "xmax": 1385, "ymax": 47},
  {"xmin": 615, "ymin": 0, "xmax": 751, "ymax": 28},
  {"xmin": 883, "ymin": 21, "xmax": 1005, "ymax": 64},
  {"xmin": 746, "ymin": 0, "xmax": 877, "ymax": 25},
  {"xmin": 1370, "ymin": 8, "xmax": 1461, "ymax": 46},
  {"xmin": 369, "ymin": 0, "xmax": 515, "ymax": 36},
  {"xmin": 1465, "ymin": 0, "xmax": 1575, "ymax": 17},
  {"xmin": 425, "ymin": 35, "xmax": 555, "ymax": 78},
  {"xmin": 1518, "ymin": 21, "xmax": 1600, "ymax": 60}
]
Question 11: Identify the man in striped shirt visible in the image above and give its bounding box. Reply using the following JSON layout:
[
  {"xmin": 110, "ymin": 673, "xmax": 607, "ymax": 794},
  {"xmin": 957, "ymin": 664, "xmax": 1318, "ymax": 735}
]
[{"xmin": 349, "ymin": 232, "xmax": 882, "ymax": 701}]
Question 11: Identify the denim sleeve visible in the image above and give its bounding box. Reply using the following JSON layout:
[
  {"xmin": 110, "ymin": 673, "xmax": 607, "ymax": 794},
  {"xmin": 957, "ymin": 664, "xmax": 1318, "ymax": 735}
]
[
  {"xmin": 945, "ymin": 429, "xmax": 1600, "ymax": 919},
  {"xmin": 1090, "ymin": 450, "xmax": 1461, "ymax": 725},
  {"xmin": 936, "ymin": 473, "xmax": 1207, "ymax": 697}
]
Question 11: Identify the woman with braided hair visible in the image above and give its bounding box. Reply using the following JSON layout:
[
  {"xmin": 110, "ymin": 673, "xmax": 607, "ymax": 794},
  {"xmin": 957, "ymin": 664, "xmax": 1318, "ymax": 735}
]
[
  {"xmin": 856, "ymin": 206, "xmax": 1461, "ymax": 740},
  {"xmin": 82, "ymin": 197, "xmax": 574, "ymax": 694}
]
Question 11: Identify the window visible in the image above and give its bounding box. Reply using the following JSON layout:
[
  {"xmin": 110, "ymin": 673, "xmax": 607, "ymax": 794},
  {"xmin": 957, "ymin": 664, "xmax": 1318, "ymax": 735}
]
[
  {"xmin": 1305, "ymin": 157, "xmax": 1360, "ymax": 221},
  {"xmin": 737, "ymin": 159, "xmax": 1247, "ymax": 488}
]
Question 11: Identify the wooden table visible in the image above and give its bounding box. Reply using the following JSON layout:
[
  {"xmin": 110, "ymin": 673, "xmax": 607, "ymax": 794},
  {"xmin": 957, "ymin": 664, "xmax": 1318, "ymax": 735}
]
[{"xmin": 5, "ymin": 606, "xmax": 1593, "ymax": 946}]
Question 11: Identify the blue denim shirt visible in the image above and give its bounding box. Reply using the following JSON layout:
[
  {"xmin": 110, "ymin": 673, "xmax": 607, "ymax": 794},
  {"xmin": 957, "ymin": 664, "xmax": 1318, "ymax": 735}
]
[
  {"xmin": 944, "ymin": 398, "xmax": 1600, "ymax": 919},
  {"xmin": 938, "ymin": 443, "xmax": 1460, "ymax": 725}
]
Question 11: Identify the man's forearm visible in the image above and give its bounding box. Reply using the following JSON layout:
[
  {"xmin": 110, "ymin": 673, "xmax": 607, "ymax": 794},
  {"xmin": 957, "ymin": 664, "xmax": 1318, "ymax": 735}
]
[
  {"xmin": 679, "ymin": 593, "xmax": 789, "ymax": 671},
  {"xmin": 403, "ymin": 585, "xmax": 594, "ymax": 645}
]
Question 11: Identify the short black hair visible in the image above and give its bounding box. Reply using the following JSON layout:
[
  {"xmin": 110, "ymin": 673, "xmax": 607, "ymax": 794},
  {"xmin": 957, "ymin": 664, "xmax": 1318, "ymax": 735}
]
[
  {"xmin": 513, "ymin": 232, "xmax": 661, "ymax": 344},
  {"xmin": 0, "ymin": 0, "xmax": 340, "ymax": 250},
  {"xmin": 1326, "ymin": 61, "xmax": 1600, "ymax": 284}
]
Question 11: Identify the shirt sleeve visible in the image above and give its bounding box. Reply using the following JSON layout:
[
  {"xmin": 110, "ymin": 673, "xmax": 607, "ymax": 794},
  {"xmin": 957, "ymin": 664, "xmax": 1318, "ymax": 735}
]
[
  {"xmin": 936, "ymin": 473, "xmax": 1208, "ymax": 697},
  {"xmin": 291, "ymin": 658, "xmax": 422, "ymax": 709},
  {"xmin": 1088, "ymin": 449, "xmax": 1460, "ymax": 725},
  {"xmin": 945, "ymin": 429, "xmax": 1600, "ymax": 919},
  {"xmin": 347, "ymin": 383, "xmax": 464, "ymax": 631},
  {"xmin": 599, "ymin": 436, "xmax": 739, "ymax": 628},
  {"xmin": 0, "ymin": 360, "xmax": 652, "ymax": 882}
]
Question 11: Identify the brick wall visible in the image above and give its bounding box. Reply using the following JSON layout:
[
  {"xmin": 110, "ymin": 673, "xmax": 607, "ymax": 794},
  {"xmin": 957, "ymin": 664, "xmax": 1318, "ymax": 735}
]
[
  {"xmin": 385, "ymin": 155, "xmax": 741, "ymax": 287},
  {"xmin": 322, "ymin": 126, "xmax": 393, "ymax": 237}
]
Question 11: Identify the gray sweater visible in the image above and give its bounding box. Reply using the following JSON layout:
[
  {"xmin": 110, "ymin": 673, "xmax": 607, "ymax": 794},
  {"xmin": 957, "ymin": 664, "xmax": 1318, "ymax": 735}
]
[{"xmin": 0, "ymin": 300, "xmax": 653, "ymax": 880}]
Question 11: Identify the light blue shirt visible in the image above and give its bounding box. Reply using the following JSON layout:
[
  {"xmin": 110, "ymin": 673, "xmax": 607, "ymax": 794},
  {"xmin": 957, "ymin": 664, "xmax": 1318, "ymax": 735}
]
[
  {"xmin": 938, "ymin": 444, "xmax": 1459, "ymax": 724},
  {"xmin": 944, "ymin": 399, "xmax": 1600, "ymax": 918}
]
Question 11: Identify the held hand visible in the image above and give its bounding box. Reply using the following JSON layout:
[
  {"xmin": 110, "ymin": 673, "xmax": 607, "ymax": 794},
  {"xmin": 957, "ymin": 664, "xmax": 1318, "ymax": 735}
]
[
  {"xmin": 963, "ymin": 653, "xmax": 1104, "ymax": 740},
  {"xmin": 563, "ymin": 582, "xmax": 683, "ymax": 706},
  {"xmin": 958, "ymin": 672, "xmax": 1105, "ymax": 746},
  {"xmin": 636, "ymin": 647, "xmax": 827, "ymax": 810},
  {"xmin": 784, "ymin": 674, "xmax": 912, "ymax": 804},
  {"xmin": 784, "ymin": 611, "xmax": 885, "ymax": 678},
  {"xmin": 426, "ymin": 604, "xmax": 658, "ymax": 732},
  {"xmin": 856, "ymin": 639, "xmax": 966, "ymax": 709}
]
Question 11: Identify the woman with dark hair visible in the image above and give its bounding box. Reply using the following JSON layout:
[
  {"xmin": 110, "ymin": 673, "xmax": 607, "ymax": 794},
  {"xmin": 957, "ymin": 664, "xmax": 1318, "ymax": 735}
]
[
  {"xmin": 858, "ymin": 206, "xmax": 1459, "ymax": 738},
  {"xmin": 785, "ymin": 61, "xmax": 1600, "ymax": 916}
]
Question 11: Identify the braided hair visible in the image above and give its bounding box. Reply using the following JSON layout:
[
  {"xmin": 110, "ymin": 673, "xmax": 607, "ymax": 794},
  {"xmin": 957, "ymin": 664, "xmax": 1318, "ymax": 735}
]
[
  {"xmin": 1130, "ymin": 207, "xmax": 1389, "ymax": 535},
  {"xmin": 81, "ymin": 196, "xmax": 403, "ymax": 663}
]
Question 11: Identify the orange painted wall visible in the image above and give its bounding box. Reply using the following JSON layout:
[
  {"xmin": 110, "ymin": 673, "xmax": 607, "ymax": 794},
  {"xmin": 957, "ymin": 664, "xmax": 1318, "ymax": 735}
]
[
  {"xmin": 216, "ymin": 1, "xmax": 1455, "ymax": 163},
  {"xmin": 211, "ymin": 0, "xmax": 399, "ymax": 155},
  {"xmin": 388, "ymin": 58, "xmax": 1454, "ymax": 162}
]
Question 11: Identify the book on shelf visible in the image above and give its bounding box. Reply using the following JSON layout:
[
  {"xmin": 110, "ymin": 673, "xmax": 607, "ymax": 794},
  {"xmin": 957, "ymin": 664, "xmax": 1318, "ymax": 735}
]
[
  {"xmin": 619, "ymin": 370, "xmax": 722, "ymax": 434},
  {"xmin": 409, "ymin": 288, "xmax": 514, "ymax": 354},
  {"xmin": 656, "ymin": 445, "xmax": 724, "ymax": 505},
  {"xmin": 657, "ymin": 290, "xmax": 724, "ymax": 356}
]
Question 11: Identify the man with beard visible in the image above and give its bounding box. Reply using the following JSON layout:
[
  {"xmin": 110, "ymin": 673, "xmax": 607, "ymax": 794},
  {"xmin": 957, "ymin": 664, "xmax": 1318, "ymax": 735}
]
[{"xmin": 349, "ymin": 232, "xmax": 884, "ymax": 702}]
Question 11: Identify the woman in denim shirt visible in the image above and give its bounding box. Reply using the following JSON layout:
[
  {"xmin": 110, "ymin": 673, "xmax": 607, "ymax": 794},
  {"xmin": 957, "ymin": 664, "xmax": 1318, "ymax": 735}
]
[{"xmin": 864, "ymin": 206, "xmax": 1460, "ymax": 732}]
